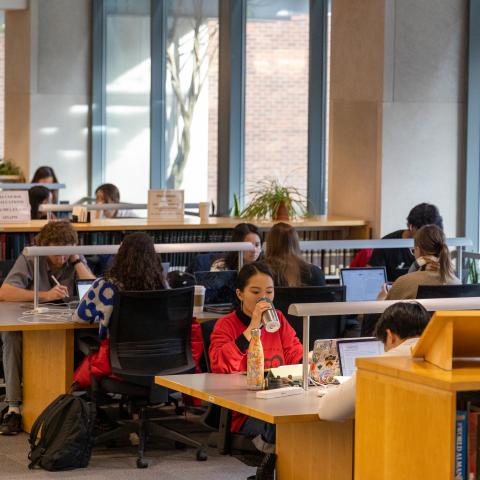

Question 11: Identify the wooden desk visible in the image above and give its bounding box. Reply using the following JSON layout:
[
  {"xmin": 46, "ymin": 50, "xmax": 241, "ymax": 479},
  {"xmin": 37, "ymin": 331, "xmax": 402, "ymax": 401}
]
[
  {"xmin": 155, "ymin": 373, "xmax": 354, "ymax": 480},
  {"xmin": 0, "ymin": 302, "xmax": 93, "ymax": 431}
]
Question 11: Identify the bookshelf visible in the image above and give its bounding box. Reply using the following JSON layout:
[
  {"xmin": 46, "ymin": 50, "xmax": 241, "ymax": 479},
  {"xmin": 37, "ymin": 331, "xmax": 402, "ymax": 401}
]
[
  {"xmin": 355, "ymin": 355, "xmax": 480, "ymax": 479},
  {"xmin": 0, "ymin": 216, "xmax": 369, "ymax": 269}
]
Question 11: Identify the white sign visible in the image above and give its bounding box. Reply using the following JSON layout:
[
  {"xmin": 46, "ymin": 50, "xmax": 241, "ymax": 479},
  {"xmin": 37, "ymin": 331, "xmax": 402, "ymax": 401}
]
[
  {"xmin": 147, "ymin": 190, "xmax": 184, "ymax": 222},
  {"xmin": 0, "ymin": 190, "xmax": 31, "ymax": 223}
]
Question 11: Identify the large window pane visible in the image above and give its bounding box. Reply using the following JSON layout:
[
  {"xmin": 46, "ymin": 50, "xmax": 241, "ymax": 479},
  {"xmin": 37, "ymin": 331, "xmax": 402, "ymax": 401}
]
[
  {"xmin": 104, "ymin": 0, "xmax": 150, "ymax": 203},
  {"xmin": 165, "ymin": 0, "xmax": 219, "ymax": 205},
  {"xmin": 245, "ymin": 1, "xmax": 309, "ymax": 201},
  {"xmin": 0, "ymin": 12, "xmax": 4, "ymax": 159}
]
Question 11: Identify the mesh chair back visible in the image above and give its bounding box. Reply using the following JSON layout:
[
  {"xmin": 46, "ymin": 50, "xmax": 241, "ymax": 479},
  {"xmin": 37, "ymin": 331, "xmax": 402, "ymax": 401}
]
[
  {"xmin": 274, "ymin": 286, "xmax": 346, "ymax": 349},
  {"xmin": 200, "ymin": 319, "xmax": 218, "ymax": 373},
  {"xmin": 109, "ymin": 287, "xmax": 195, "ymax": 376},
  {"xmin": 416, "ymin": 283, "xmax": 480, "ymax": 299}
]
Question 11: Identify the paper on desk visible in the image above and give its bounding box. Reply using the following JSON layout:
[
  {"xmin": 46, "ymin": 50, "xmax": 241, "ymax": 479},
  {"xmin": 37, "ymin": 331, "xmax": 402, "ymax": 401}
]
[{"xmin": 270, "ymin": 364, "xmax": 303, "ymax": 380}]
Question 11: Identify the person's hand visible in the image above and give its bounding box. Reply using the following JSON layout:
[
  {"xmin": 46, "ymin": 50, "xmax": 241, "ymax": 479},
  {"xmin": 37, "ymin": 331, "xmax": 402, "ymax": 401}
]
[
  {"xmin": 243, "ymin": 300, "xmax": 271, "ymax": 341},
  {"xmin": 43, "ymin": 285, "xmax": 69, "ymax": 301},
  {"xmin": 376, "ymin": 283, "xmax": 389, "ymax": 300},
  {"xmin": 69, "ymin": 254, "xmax": 80, "ymax": 263},
  {"xmin": 249, "ymin": 300, "xmax": 271, "ymax": 330}
]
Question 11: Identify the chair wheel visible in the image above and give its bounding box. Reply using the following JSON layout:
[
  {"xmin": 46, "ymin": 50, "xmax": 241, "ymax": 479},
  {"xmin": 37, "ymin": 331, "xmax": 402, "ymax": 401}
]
[
  {"xmin": 174, "ymin": 441, "xmax": 186, "ymax": 449},
  {"xmin": 196, "ymin": 449, "xmax": 208, "ymax": 461},
  {"xmin": 136, "ymin": 458, "xmax": 149, "ymax": 469}
]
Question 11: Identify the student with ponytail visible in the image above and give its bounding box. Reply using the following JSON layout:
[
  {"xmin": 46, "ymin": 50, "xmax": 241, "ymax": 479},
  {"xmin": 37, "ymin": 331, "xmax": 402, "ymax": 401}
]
[{"xmin": 379, "ymin": 224, "xmax": 460, "ymax": 300}]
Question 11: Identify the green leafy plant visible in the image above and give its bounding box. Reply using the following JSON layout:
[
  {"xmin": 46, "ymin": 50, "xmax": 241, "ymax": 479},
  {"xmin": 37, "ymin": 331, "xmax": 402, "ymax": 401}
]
[
  {"xmin": 467, "ymin": 258, "xmax": 478, "ymax": 284},
  {"xmin": 240, "ymin": 178, "xmax": 307, "ymax": 220},
  {"xmin": 0, "ymin": 159, "xmax": 23, "ymax": 177},
  {"xmin": 230, "ymin": 192, "xmax": 241, "ymax": 218}
]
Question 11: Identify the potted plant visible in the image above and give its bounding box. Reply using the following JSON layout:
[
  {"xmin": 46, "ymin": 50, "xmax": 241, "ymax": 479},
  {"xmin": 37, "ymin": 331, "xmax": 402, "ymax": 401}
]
[
  {"xmin": 0, "ymin": 159, "xmax": 24, "ymax": 182},
  {"xmin": 240, "ymin": 178, "xmax": 307, "ymax": 221}
]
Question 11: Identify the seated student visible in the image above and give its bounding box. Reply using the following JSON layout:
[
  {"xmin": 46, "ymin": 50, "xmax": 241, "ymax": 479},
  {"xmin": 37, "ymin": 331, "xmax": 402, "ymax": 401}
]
[
  {"xmin": 368, "ymin": 203, "xmax": 444, "ymax": 281},
  {"xmin": 72, "ymin": 232, "xmax": 168, "ymax": 386},
  {"xmin": 0, "ymin": 221, "xmax": 95, "ymax": 434},
  {"xmin": 379, "ymin": 224, "xmax": 460, "ymax": 301},
  {"xmin": 210, "ymin": 223, "xmax": 262, "ymax": 271},
  {"xmin": 209, "ymin": 262, "xmax": 302, "ymax": 480},
  {"xmin": 31, "ymin": 166, "xmax": 59, "ymax": 203},
  {"xmin": 264, "ymin": 222, "xmax": 325, "ymax": 287},
  {"xmin": 318, "ymin": 301, "xmax": 430, "ymax": 422},
  {"xmin": 29, "ymin": 185, "xmax": 52, "ymax": 220},
  {"xmin": 95, "ymin": 183, "xmax": 136, "ymax": 219}
]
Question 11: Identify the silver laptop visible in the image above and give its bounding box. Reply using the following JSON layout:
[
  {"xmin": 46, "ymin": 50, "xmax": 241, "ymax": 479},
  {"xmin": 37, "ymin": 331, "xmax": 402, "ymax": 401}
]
[
  {"xmin": 336, "ymin": 338, "xmax": 384, "ymax": 376},
  {"xmin": 340, "ymin": 267, "xmax": 387, "ymax": 302}
]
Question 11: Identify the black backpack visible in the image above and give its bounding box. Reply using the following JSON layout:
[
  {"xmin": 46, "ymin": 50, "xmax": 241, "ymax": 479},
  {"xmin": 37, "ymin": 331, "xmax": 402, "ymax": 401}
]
[{"xmin": 28, "ymin": 394, "xmax": 96, "ymax": 471}]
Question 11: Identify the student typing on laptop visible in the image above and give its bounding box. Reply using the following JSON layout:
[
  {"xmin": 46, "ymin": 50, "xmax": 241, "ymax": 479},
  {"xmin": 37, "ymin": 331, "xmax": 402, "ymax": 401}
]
[
  {"xmin": 318, "ymin": 302, "xmax": 429, "ymax": 422},
  {"xmin": 0, "ymin": 221, "xmax": 95, "ymax": 435}
]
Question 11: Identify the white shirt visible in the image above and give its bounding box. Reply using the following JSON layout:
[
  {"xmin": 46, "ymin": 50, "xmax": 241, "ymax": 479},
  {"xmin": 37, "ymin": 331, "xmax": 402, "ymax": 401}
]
[{"xmin": 317, "ymin": 337, "xmax": 419, "ymax": 422}]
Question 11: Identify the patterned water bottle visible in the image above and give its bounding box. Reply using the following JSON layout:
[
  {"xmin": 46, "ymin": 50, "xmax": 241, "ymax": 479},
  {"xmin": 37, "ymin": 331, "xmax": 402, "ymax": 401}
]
[{"xmin": 246, "ymin": 328, "xmax": 264, "ymax": 390}]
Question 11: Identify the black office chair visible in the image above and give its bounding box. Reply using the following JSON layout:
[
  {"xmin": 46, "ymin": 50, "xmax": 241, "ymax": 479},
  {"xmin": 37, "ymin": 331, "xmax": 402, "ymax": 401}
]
[
  {"xmin": 416, "ymin": 283, "xmax": 480, "ymax": 299},
  {"xmin": 199, "ymin": 319, "xmax": 257, "ymax": 456},
  {"xmin": 274, "ymin": 286, "xmax": 347, "ymax": 349},
  {"xmin": 0, "ymin": 259, "xmax": 15, "ymax": 286},
  {"xmin": 93, "ymin": 287, "xmax": 208, "ymax": 468}
]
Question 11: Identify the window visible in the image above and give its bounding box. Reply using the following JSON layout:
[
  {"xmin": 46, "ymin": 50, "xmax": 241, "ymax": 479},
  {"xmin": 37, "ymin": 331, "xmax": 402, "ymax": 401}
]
[
  {"xmin": 244, "ymin": 1, "xmax": 310, "ymax": 201},
  {"xmin": 165, "ymin": 0, "xmax": 219, "ymax": 204},
  {"xmin": 104, "ymin": 0, "xmax": 151, "ymax": 203},
  {"xmin": 0, "ymin": 12, "xmax": 4, "ymax": 158}
]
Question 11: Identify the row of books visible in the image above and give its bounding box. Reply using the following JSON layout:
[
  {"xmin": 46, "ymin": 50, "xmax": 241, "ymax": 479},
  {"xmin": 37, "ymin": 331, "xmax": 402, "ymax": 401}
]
[
  {"xmin": 456, "ymin": 394, "xmax": 480, "ymax": 479},
  {"xmin": 301, "ymin": 249, "xmax": 357, "ymax": 275}
]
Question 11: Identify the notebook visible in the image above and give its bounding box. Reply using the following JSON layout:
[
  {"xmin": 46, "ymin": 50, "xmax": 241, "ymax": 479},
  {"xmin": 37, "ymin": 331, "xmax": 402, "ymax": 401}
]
[
  {"xmin": 340, "ymin": 267, "xmax": 387, "ymax": 301},
  {"xmin": 336, "ymin": 338, "xmax": 384, "ymax": 376},
  {"xmin": 194, "ymin": 270, "xmax": 237, "ymax": 306}
]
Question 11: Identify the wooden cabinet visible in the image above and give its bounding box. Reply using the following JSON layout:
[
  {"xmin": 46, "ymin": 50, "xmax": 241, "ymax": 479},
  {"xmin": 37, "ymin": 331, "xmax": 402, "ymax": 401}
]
[{"xmin": 355, "ymin": 355, "xmax": 480, "ymax": 480}]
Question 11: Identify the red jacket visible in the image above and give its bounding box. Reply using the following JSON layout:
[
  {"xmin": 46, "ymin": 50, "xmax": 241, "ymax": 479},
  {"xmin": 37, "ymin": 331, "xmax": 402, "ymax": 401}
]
[{"xmin": 209, "ymin": 309, "xmax": 303, "ymax": 432}]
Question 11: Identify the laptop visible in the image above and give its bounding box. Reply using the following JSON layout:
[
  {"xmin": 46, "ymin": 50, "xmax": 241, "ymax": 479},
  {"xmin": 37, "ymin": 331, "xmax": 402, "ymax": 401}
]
[
  {"xmin": 340, "ymin": 267, "xmax": 387, "ymax": 302},
  {"xmin": 194, "ymin": 270, "xmax": 237, "ymax": 309},
  {"xmin": 336, "ymin": 338, "xmax": 384, "ymax": 377},
  {"xmin": 76, "ymin": 279, "xmax": 95, "ymax": 301}
]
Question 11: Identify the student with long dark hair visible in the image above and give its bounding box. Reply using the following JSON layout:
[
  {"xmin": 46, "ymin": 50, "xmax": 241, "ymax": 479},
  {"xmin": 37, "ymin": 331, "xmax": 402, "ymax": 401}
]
[
  {"xmin": 28, "ymin": 186, "xmax": 52, "ymax": 219},
  {"xmin": 31, "ymin": 166, "xmax": 59, "ymax": 203},
  {"xmin": 210, "ymin": 223, "xmax": 262, "ymax": 271},
  {"xmin": 209, "ymin": 262, "xmax": 302, "ymax": 479},
  {"xmin": 264, "ymin": 222, "xmax": 325, "ymax": 287},
  {"xmin": 73, "ymin": 233, "xmax": 168, "ymax": 385},
  {"xmin": 380, "ymin": 224, "xmax": 460, "ymax": 300}
]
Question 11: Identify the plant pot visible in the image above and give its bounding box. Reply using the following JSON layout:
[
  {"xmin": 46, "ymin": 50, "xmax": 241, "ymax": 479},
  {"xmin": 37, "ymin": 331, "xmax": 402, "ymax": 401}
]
[{"xmin": 273, "ymin": 201, "xmax": 289, "ymax": 221}]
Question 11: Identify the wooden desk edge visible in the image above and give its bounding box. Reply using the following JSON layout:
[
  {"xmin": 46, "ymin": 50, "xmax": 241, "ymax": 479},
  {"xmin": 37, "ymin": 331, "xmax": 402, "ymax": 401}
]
[
  {"xmin": 356, "ymin": 356, "xmax": 480, "ymax": 392},
  {"xmin": 0, "ymin": 322, "xmax": 95, "ymax": 332},
  {"xmin": 155, "ymin": 376, "xmax": 319, "ymax": 424}
]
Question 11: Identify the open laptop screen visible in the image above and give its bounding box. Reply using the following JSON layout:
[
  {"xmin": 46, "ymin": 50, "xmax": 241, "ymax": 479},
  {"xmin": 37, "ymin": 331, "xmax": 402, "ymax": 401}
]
[
  {"xmin": 337, "ymin": 338, "xmax": 384, "ymax": 376},
  {"xmin": 194, "ymin": 270, "xmax": 237, "ymax": 305},
  {"xmin": 340, "ymin": 267, "xmax": 387, "ymax": 302},
  {"xmin": 76, "ymin": 279, "xmax": 94, "ymax": 300}
]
